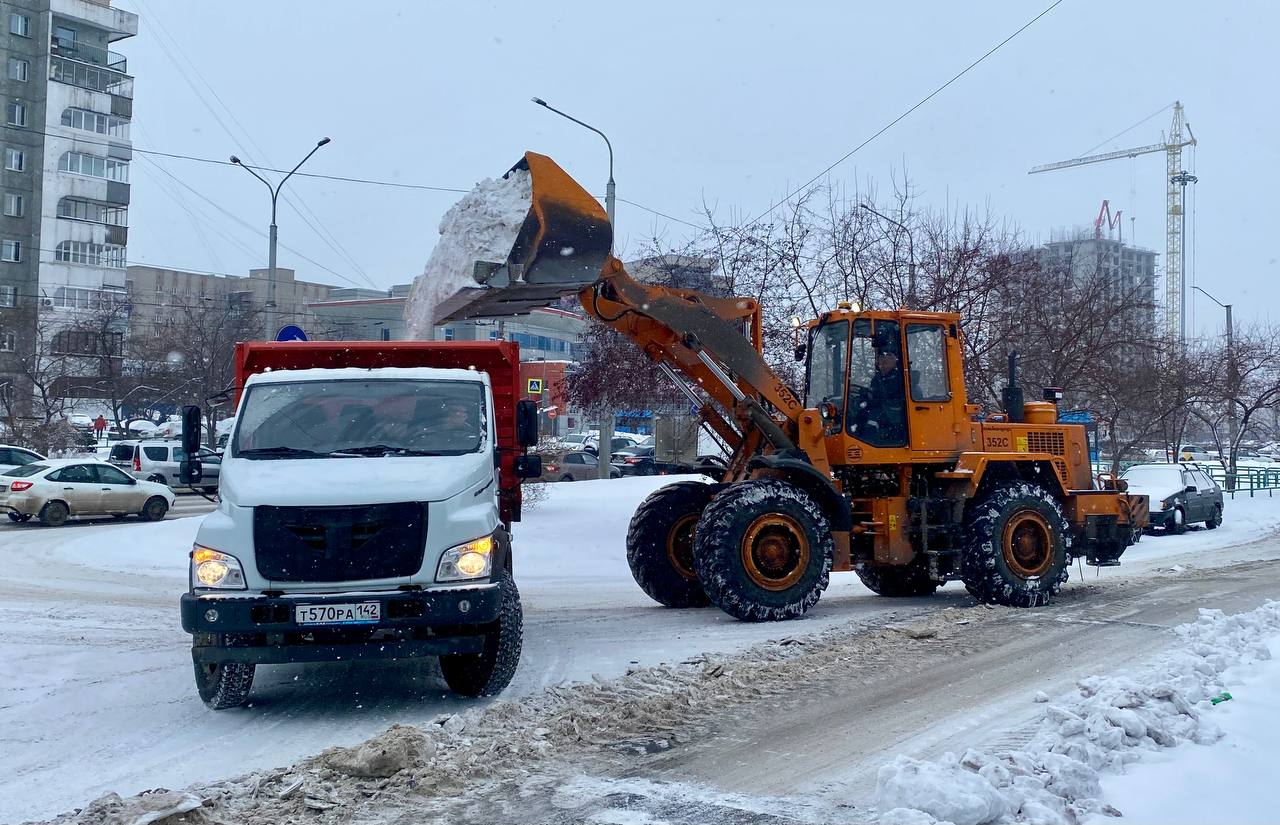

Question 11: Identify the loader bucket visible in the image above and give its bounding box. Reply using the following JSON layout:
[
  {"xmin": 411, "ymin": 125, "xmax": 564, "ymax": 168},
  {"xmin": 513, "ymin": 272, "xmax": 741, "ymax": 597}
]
[{"xmin": 435, "ymin": 151, "xmax": 614, "ymax": 322}]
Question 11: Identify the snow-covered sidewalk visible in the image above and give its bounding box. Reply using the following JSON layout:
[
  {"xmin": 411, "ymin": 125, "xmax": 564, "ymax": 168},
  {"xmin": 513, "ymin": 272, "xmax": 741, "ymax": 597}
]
[
  {"xmin": 1091, "ymin": 634, "xmax": 1280, "ymax": 825},
  {"xmin": 873, "ymin": 602, "xmax": 1280, "ymax": 825}
]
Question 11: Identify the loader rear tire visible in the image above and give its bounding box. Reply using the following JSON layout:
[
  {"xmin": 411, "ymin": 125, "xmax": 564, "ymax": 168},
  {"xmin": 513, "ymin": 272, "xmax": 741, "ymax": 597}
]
[
  {"xmin": 961, "ymin": 481, "xmax": 1070, "ymax": 608},
  {"xmin": 856, "ymin": 558, "xmax": 940, "ymax": 597},
  {"xmin": 626, "ymin": 481, "xmax": 718, "ymax": 608},
  {"xmin": 693, "ymin": 479, "xmax": 832, "ymax": 622}
]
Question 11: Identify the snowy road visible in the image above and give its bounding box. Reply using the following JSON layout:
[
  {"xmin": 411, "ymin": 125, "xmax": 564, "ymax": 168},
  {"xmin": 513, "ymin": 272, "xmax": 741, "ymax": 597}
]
[{"xmin": 4, "ymin": 480, "xmax": 1280, "ymax": 823}]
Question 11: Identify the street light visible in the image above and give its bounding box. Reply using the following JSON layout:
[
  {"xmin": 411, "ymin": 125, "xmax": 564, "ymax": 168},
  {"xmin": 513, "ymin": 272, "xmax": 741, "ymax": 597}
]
[
  {"xmin": 231, "ymin": 137, "xmax": 331, "ymax": 337},
  {"xmin": 532, "ymin": 97, "xmax": 616, "ymax": 479},
  {"xmin": 1193, "ymin": 284, "xmax": 1236, "ymax": 474},
  {"xmin": 1172, "ymin": 170, "xmax": 1199, "ymax": 343},
  {"xmin": 860, "ymin": 203, "xmax": 916, "ymax": 309},
  {"xmin": 531, "ymin": 97, "xmax": 614, "ymax": 248}
]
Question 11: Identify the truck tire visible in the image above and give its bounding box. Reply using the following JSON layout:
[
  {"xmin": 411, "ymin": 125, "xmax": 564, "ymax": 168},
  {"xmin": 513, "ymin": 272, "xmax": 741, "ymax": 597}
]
[
  {"xmin": 440, "ymin": 570, "xmax": 522, "ymax": 697},
  {"xmin": 856, "ymin": 558, "xmax": 939, "ymax": 597},
  {"xmin": 962, "ymin": 481, "xmax": 1070, "ymax": 608},
  {"xmin": 39, "ymin": 500, "xmax": 69, "ymax": 527},
  {"xmin": 626, "ymin": 481, "xmax": 718, "ymax": 608},
  {"xmin": 194, "ymin": 661, "xmax": 256, "ymax": 710},
  {"xmin": 693, "ymin": 478, "xmax": 832, "ymax": 622}
]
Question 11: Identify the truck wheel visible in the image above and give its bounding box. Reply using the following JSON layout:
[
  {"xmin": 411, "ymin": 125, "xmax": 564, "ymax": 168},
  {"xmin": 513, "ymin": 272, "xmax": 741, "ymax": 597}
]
[
  {"xmin": 626, "ymin": 481, "xmax": 718, "ymax": 608},
  {"xmin": 1205, "ymin": 505, "xmax": 1222, "ymax": 529},
  {"xmin": 856, "ymin": 558, "xmax": 939, "ymax": 597},
  {"xmin": 194, "ymin": 661, "xmax": 256, "ymax": 710},
  {"xmin": 39, "ymin": 501, "xmax": 69, "ymax": 527},
  {"xmin": 440, "ymin": 570, "xmax": 523, "ymax": 697},
  {"xmin": 140, "ymin": 496, "xmax": 169, "ymax": 521},
  {"xmin": 962, "ymin": 481, "xmax": 1070, "ymax": 608},
  {"xmin": 693, "ymin": 478, "xmax": 833, "ymax": 622}
]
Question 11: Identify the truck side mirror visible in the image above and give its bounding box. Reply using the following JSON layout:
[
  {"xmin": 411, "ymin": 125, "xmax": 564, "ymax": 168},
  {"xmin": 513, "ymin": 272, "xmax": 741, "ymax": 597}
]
[
  {"xmin": 179, "ymin": 405, "xmax": 204, "ymax": 485},
  {"xmin": 794, "ymin": 343, "xmax": 807, "ymax": 362},
  {"xmin": 515, "ymin": 454, "xmax": 542, "ymax": 479},
  {"xmin": 516, "ymin": 399, "xmax": 539, "ymax": 447}
]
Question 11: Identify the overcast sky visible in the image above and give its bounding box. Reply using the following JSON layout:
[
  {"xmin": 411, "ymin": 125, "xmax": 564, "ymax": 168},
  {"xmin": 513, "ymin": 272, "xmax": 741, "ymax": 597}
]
[{"xmin": 112, "ymin": 0, "xmax": 1276, "ymax": 336}]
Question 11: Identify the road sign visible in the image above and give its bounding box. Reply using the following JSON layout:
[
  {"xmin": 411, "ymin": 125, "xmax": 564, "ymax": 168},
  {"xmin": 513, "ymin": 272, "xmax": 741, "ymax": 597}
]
[
  {"xmin": 276, "ymin": 324, "xmax": 308, "ymax": 342},
  {"xmin": 527, "ymin": 378, "xmax": 543, "ymax": 394},
  {"xmin": 547, "ymin": 408, "xmax": 558, "ymax": 419}
]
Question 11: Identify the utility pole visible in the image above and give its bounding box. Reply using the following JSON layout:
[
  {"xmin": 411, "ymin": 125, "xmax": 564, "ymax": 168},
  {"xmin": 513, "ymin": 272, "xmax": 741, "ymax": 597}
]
[
  {"xmin": 231, "ymin": 137, "xmax": 331, "ymax": 338},
  {"xmin": 1194, "ymin": 285, "xmax": 1236, "ymax": 487},
  {"xmin": 532, "ymin": 97, "xmax": 616, "ymax": 479}
]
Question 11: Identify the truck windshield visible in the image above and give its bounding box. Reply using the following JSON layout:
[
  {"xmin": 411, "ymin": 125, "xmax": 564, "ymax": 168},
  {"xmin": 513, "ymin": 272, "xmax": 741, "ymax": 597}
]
[{"xmin": 233, "ymin": 379, "xmax": 486, "ymax": 459}]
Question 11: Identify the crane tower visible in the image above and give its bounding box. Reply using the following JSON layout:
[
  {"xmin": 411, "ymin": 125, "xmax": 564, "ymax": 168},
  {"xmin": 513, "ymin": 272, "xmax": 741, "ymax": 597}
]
[{"xmin": 1029, "ymin": 102, "xmax": 1197, "ymax": 342}]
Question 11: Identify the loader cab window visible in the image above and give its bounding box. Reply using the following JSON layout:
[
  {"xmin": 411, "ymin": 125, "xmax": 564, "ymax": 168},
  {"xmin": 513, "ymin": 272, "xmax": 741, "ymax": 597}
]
[
  {"xmin": 847, "ymin": 319, "xmax": 906, "ymax": 447},
  {"xmin": 905, "ymin": 324, "xmax": 950, "ymax": 402},
  {"xmin": 805, "ymin": 319, "xmax": 849, "ymax": 422}
]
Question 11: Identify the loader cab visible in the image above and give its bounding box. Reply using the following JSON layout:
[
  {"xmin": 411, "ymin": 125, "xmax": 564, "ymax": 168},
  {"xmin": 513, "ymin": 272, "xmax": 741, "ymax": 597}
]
[{"xmin": 804, "ymin": 309, "xmax": 968, "ymax": 460}]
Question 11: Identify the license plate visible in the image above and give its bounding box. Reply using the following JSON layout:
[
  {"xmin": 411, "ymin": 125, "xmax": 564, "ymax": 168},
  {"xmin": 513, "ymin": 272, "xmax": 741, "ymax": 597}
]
[{"xmin": 294, "ymin": 602, "xmax": 381, "ymax": 625}]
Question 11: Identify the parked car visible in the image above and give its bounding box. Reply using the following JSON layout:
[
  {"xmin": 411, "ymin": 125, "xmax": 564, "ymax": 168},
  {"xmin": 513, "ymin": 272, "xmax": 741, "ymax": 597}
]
[
  {"xmin": 1121, "ymin": 462, "xmax": 1223, "ymax": 534},
  {"xmin": 1177, "ymin": 444, "xmax": 1219, "ymax": 463},
  {"xmin": 537, "ymin": 449, "xmax": 622, "ymax": 481},
  {"xmin": 0, "ymin": 444, "xmax": 45, "ymax": 475},
  {"xmin": 585, "ymin": 434, "xmax": 643, "ymax": 456},
  {"xmin": 108, "ymin": 440, "xmax": 221, "ymax": 492},
  {"xmin": 0, "ymin": 459, "xmax": 174, "ymax": 526},
  {"xmin": 612, "ymin": 446, "xmax": 728, "ymax": 477}
]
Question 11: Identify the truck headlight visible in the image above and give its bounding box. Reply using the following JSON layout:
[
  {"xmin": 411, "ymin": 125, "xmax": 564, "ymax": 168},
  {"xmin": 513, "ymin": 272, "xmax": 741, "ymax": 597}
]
[
  {"xmin": 191, "ymin": 545, "xmax": 246, "ymax": 590},
  {"xmin": 436, "ymin": 535, "xmax": 494, "ymax": 582}
]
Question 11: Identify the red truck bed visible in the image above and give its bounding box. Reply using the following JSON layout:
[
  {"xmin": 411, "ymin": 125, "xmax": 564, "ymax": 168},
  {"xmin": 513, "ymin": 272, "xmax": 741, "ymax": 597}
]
[{"xmin": 233, "ymin": 340, "xmax": 526, "ymax": 525}]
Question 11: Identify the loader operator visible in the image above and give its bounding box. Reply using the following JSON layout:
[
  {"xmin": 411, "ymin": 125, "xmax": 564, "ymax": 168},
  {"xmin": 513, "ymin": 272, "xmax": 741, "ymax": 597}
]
[{"xmin": 864, "ymin": 346, "xmax": 906, "ymax": 446}]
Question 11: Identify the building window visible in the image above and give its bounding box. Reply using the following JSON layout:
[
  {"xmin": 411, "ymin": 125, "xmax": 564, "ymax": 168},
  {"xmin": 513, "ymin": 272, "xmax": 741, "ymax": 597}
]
[
  {"xmin": 5, "ymin": 102, "xmax": 26, "ymax": 127},
  {"xmin": 53, "ymin": 25, "xmax": 76, "ymax": 50},
  {"xmin": 488, "ymin": 329, "xmax": 500, "ymax": 340},
  {"xmin": 0, "ymin": 332, "xmax": 15, "ymax": 352},
  {"xmin": 443, "ymin": 327, "xmax": 455, "ymax": 341},
  {"xmin": 55, "ymin": 241, "xmax": 127, "ymax": 268},
  {"xmin": 9, "ymin": 13, "xmax": 30, "ymax": 37},
  {"xmin": 7, "ymin": 57, "xmax": 28, "ymax": 82},
  {"xmin": 52, "ymin": 286, "xmax": 105, "ymax": 309},
  {"xmin": 58, "ymin": 152, "xmax": 130, "ymax": 183},
  {"xmin": 2, "ymin": 193, "xmax": 22, "ymax": 218},
  {"xmin": 57, "ymin": 198, "xmax": 127, "ymax": 226},
  {"xmin": 53, "ymin": 329, "xmax": 121, "ymax": 356},
  {"xmin": 4, "ymin": 149, "xmax": 23, "ymax": 172},
  {"xmin": 1, "ymin": 240, "xmax": 19, "ymax": 263},
  {"xmin": 0, "ymin": 285, "xmax": 15, "ymax": 307},
  {"xmin": 60, "ymin": 108, "xmax": 130, "ymax": 139}
]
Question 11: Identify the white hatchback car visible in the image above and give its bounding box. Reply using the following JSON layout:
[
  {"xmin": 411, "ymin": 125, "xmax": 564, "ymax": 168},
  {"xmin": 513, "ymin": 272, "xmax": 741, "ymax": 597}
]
[
  {"xmin": 0, "ymin": 444, "xmax": 45, "ymax": 475},
  {"xmin": 0, "ymin": 459, "xmax": 175, "ymax": 526}
]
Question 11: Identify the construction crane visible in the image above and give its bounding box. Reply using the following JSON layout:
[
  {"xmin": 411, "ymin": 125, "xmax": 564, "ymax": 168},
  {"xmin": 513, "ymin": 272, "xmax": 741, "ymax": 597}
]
[{"xmin": 1029, "ymin": 102, "xmax": 1197, "ymax": 342}]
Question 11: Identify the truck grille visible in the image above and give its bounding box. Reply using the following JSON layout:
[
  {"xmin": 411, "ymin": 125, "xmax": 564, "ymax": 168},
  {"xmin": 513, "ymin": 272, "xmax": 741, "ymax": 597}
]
[{"xmin": 253, "ymin": 502, "xmax": 427, "ymax": 582}]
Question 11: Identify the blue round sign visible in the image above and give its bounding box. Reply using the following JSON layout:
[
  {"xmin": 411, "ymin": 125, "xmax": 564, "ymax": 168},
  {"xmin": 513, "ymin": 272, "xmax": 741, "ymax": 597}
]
[{"xmin": 276, "ymin": 324, "xmax": 308, "ymax": 342}]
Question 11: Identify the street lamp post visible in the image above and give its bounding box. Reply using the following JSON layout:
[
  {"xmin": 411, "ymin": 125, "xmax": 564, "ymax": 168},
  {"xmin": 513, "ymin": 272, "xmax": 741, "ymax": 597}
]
[
  {"xmin": 532, "ymin": 97, "xmax": 617, "ymax": 479},
  {"xmin": 1172, "ymin": 171, "xmax": 1199, "ymax": 344},
  {"xmin": 1193, "ymin": 285, "xmax": 1236, "ymax": 484},
  {"xmin": 531, "ymin": 97, "xmax": 614, "ymax": 249},
  {"xmin": 860, "ymin": 203, "xmax": 916, "ymax": 309},
  {"xmin": 231, "ymin": 137, "xmax": 331, "ymax": 338}
]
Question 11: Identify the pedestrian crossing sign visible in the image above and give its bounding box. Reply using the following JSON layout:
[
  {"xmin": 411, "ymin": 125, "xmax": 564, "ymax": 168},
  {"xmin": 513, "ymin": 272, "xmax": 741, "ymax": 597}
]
[{"xmin": 527, "ymin": 378, "xmax": 543, "ymax": 394}]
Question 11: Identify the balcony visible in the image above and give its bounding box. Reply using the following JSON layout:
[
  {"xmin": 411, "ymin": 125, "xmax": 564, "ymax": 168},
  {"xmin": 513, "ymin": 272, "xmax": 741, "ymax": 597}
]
[
  {"xmin": 50, "ymin": 54, "xmax": 133, "ymax": 106},
  {"xmin": 51, "ymin": 37, "xmax": 126, "ymax": 72}
]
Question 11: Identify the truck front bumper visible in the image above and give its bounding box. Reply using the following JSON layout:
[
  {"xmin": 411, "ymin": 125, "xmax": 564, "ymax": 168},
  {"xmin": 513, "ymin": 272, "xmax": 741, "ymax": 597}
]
[{"xmin": 181, "ymin": 584, "xmax": 501, "ymax": 665}]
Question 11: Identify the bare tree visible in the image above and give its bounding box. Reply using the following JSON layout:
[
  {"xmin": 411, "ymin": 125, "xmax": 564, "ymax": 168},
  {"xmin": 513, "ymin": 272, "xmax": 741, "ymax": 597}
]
[{"xmin": 1192, "ymin": 324, "xmax": 1280, "ymax": 485}]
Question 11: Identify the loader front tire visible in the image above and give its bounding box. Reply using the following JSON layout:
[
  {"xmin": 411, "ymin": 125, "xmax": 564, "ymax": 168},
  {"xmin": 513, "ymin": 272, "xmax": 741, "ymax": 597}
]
[
  {"xmin": 856, "ymin": 557, "xmax": 940, "ymax": 597},
  {"xmin": 694, "ymin": 479, "xmax": 832, "ymax": 622},
  {"xmin": 626, "ymin": 481, "xmax": 718, "ymax": 608},
  {"xmin": 962, "ymin": 481, "xmax": 1070, "ymax": 608}
]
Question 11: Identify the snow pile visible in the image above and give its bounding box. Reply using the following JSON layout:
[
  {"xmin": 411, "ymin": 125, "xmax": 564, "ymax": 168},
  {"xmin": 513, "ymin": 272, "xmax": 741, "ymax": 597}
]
[
  {"xmin": 873, "ymin": 601, "xmax": 1280, "ymax": 825},
  {"xmin": 403, "ymin": 169, "xmax": 532, "ymax": 338}
]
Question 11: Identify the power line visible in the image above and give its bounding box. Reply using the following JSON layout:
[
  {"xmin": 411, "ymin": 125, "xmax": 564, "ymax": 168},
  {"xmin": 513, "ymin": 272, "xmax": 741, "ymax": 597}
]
[{"xmin": 746, "ymin": 0, "xmax": 1067, "ymax": 225}]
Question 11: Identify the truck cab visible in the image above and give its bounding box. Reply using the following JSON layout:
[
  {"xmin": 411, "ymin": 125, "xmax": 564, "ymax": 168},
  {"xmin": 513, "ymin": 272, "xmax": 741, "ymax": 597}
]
[{"xmin": 179, "ymin": 341, "xmax": 540, "ymax": 709}]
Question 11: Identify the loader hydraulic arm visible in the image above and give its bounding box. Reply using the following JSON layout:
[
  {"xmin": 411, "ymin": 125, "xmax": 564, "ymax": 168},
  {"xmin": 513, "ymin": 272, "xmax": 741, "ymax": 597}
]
[{"xmin": 580, "ymin": 256, "xmax": 802, "ymax": 454}]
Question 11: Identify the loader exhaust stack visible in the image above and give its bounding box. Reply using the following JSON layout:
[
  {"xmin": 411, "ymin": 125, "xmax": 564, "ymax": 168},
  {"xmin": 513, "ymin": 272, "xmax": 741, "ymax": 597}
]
[{"xmin": 1002, "ymin": 351, "xmax": 1025, "ymax": 423}]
